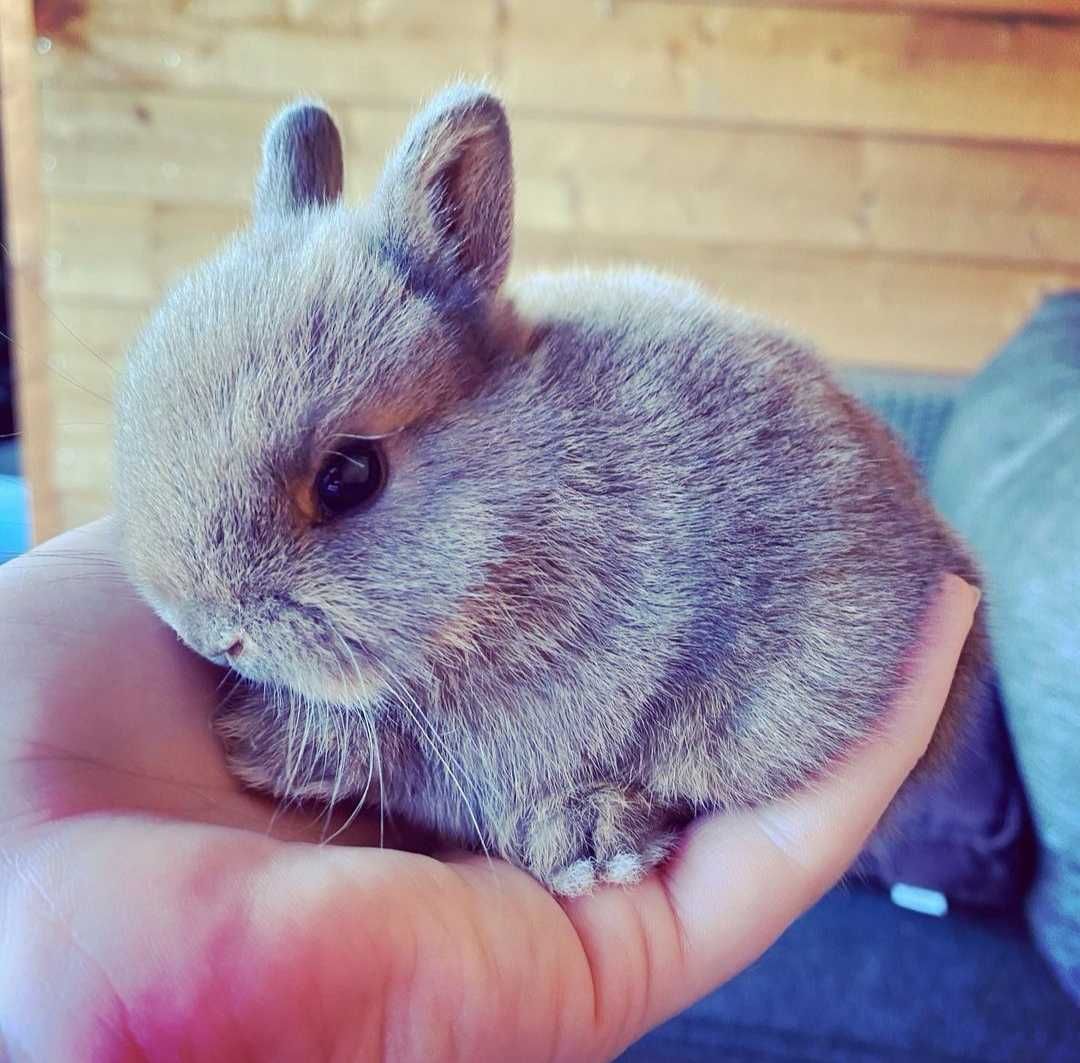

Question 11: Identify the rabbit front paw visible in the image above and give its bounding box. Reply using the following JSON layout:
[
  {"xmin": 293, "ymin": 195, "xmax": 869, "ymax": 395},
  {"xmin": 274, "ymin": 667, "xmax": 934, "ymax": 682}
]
[{"xmin": 521, "ymin": 787, "xmax": 680, "ymax": 897}]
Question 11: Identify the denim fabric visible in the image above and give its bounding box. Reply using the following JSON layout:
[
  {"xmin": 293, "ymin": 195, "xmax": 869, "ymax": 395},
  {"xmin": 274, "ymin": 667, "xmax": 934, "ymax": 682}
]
[{"xmin": 622, "ymin": 886, "xmax": 1079, "ymax": 1062}]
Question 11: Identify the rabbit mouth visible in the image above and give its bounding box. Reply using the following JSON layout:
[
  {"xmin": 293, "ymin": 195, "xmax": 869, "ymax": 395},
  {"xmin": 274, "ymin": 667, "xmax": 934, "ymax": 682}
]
[
  {"xmin": 288, "ymin": 630, "xmax": 394, "ymax": 708},
  {"xmin": 216, "ymin": 625, "xmax": 386, "ymax": 708},
  {"xmin": 291, "ymin": 661, "xmax": 388, "ymax": 706}
]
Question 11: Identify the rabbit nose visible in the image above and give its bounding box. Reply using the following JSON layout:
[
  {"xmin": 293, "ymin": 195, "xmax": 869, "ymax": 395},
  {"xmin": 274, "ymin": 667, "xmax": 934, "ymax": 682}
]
[
  {"xmin": 214, "ymin": 636, "xmax": 245, "ymax": 661},
  {"xmin": 206, "ymin": 635, "xmax": 245, "ymax": 662}
]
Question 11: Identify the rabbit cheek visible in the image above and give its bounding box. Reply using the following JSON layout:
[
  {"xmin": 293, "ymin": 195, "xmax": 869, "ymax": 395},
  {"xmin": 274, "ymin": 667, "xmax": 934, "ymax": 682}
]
[{"xmin": 430, "ymin": 605, "xmax": 484, "ymax": 659}]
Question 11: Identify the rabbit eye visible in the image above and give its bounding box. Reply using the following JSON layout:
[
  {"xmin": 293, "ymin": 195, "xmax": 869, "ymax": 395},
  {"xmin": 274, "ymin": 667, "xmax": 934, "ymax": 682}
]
[{"xmin": 316, "ymin": 439, "xmax": 386, "ymax": 517}]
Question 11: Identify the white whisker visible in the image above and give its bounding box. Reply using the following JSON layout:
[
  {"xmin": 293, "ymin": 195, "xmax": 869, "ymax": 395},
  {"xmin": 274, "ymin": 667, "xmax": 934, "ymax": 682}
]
[
  {"xmin": 378, "ymin": 664, "xmax": 493, "ymax": 873},
  {"xmin": 322, "ymin": 629, "xmax": 385, "ymax": 847}
]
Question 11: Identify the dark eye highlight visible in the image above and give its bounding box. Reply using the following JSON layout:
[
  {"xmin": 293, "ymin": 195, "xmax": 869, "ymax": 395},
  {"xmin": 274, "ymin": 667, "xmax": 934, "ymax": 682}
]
[{"xmin": 315, "ymin": 439, "xmax": 386, "ymax": 518}]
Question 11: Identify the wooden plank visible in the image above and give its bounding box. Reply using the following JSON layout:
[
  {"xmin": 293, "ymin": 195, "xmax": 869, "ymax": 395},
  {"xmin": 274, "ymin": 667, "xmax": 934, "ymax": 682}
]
[
  {"xmin": 1, "ymin": 0, "xmax": 59, "ymax": 540},
  {"xmin": 46, "ymin": 201, "xmax": 1080, "ymax": 372},
  {"xmin": 512, "ymin": 232, "xmax": 1080, "ymax": 372},
  {"xmin": 648, "ymin": 1, "xmax": 1080, "ymax": 18},
  {"xmin": 860, "ymin": 137, "xmax": 1080, "ymax": 266},
  {"xmin": 58, "ymin": 489, "xmax": 110, "ymax": 529},
  {"xmin": 46, "ymin": 200, "xmax": 246, "ymax": 303},
  {"xmin": 29, "ymin": 0, "xmax": 1080, "ymax": 533},
  {"xmin": 46, "ymin": 302, "xmax": 124, "ymax": 530},
  {"xmin": 57, "ymin": 0, "xmax": 1080, "ymax": 27},
  {"xmin": 47, "ymin": 0, "xmax": 500, "ymax": 32},
  {"xmin": 501, "ymin": 2, "xmax": 1080, "ymax": 144},
  {"xmin": 42, "ymin": 89, "xmax": 1080, "ymax": 268},
  {"xmin": 49, "ymin": 400, "xmax": 112, "ymax": 504},
  {"xmin": 46, "ymin": 201, "xmax": 155, "ymax": 303},
  {"xmin": 35, "ymin": 5, "xmax": 496, "ymax": 108},
  {"xmin": 34, "ymin": 2, "xmax": 1080, "ymax": 146},
  {"xmin": 42, "ymin": 91, "xmax": 287, "ymax": 207},
  {"xmin": 44, "ymin": 299, "xmax": 145, "ymax": 530},
  {"xmin": 48, "ymin": 299, "xmax": 140, "ymax": 392}
]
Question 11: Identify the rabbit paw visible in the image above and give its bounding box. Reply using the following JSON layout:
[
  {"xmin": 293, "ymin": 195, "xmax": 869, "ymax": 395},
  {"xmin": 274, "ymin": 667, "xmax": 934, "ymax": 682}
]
[{"xmin": 522, "ymin": 787, "xmax": 679, "ymax": 897}]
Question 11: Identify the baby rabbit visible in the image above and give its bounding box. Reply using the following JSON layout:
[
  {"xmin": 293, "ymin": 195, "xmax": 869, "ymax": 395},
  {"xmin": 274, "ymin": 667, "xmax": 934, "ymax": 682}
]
[{"xmin": 115, "ymin": 83, "xmax": 982, "ymax": 895}]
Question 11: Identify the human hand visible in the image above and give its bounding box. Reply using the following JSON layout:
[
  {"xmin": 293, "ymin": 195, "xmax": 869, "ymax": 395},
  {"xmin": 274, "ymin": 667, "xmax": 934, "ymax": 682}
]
[{"xmin": 0, "ymin": 519, "xmax": 978, "ymax": 1061}]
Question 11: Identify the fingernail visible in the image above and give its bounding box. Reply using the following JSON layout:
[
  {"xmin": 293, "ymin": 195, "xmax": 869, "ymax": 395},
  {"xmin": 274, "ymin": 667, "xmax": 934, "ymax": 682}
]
[{"xmin": 942, "ymin": 573, "xmax": 982, "ymax": 617}]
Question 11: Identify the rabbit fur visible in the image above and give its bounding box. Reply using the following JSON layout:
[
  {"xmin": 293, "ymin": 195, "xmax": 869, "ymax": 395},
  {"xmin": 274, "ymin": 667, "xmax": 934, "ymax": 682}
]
[{"xmin": 115, "ymin": 83, "xmax": 983, "ymax": 895}]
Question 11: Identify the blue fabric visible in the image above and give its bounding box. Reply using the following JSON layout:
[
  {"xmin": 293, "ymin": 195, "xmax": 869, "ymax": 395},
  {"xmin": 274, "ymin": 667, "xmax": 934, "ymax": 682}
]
[
  {"xmin": 853, "ymin": 680, "xmax": 1034, "ymax": 910},
  {"xmin": 622, "ymin": 886, "xmax": 1080, "ymax": 1062},
  {"xmin": 931, "ymin": 291, "xmax": 1080, "ymax": 1004},
  {"xmin": 0, "ymin": 473, "xmax": 28, "ymax": 561},
  {"xmin": 838, "ymin": 368, "xmax": 964, "ymax": 478}
]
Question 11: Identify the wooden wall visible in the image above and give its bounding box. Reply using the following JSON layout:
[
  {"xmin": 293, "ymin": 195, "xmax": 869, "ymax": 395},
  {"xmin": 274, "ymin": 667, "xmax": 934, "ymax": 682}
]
[{"xmin": 7, "ymin": 0, "xmax": 1080, "ymax": 537}]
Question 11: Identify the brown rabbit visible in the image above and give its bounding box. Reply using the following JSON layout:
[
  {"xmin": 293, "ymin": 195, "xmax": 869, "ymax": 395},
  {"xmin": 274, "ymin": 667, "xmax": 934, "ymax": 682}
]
[{"xmin": 114, "ymin": 83, "xmax": 983, "ymax": 895}]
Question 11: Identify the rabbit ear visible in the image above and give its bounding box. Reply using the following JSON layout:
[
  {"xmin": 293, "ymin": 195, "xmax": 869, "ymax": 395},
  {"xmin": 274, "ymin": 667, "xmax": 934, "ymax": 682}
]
[
  {"xmin": 373, "ymin": 83, "xmax": 513, "ymax": 298},
  {"xmin": 254, "ymin": 101, "xmax": 344, "ymax": 218}
]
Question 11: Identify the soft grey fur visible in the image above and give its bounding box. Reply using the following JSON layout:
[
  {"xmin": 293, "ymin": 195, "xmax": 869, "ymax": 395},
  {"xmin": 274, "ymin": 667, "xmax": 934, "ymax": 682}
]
[{"xmin": 115, "ymin": 83, "xmax": 983, "ymax": 895}]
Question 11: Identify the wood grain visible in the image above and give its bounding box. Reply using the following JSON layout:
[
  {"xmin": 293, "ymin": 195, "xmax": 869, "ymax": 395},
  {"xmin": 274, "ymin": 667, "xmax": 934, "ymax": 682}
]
[
  {"xmin": 46, "ymin": 299, "xmax": 134, "ymax": 529},
  {"xmin": 14, "ymin": 0, "xmax": 1080, "ymax": 529},
  {"xmin": 650, "ymin": 1, "xmax": 1080, "ymax": 17},
  {"xmin": 42, "ymin": 89, "xmax": 1080, "ymax": 268},
  {"xmin": 502, "ymin": 2, "xmax": 1080, "ymax": 144},
  {"xmin": 35, "ymin": 2, "xmax": 1080, "ymax": 145},
  {"xmin": 46, "ymin": 217, "xmax": 1080, "ymax": 374},
  {"xmin": 1, "ymin": 0, "xmax": 57, "ymax": 540},
  {"xmin": 513, "ymin": 231, "xmax": 1079, "ymax": 369}
]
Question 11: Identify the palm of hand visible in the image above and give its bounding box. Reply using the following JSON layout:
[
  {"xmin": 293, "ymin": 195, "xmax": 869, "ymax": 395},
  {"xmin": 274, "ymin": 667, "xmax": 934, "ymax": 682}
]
[{"xmin": 0, "ymin": 521, "xmax": 976, "ymax": 1062}]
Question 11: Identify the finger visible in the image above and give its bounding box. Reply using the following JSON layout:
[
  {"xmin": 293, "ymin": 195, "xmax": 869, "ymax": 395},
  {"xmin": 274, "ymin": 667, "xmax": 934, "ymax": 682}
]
[{"xmin": 1, "ymin": 516, "xmax": 119, "ymax": 590}]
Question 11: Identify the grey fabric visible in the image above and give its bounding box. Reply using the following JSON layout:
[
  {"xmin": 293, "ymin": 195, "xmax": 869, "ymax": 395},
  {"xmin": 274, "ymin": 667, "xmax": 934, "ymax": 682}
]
[
  {"xmin": 838, "ymin": 368, "xmax": 964, "ymax": 478},
  {"xmin": 930, "ymin": 290, "xmax": 1080, "ymax": 1003}
]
